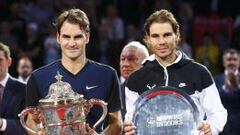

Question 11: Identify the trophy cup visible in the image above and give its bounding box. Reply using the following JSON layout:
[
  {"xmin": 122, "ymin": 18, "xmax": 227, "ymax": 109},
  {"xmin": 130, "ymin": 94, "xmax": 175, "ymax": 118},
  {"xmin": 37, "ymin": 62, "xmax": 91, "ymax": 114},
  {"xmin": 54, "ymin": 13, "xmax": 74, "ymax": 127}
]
[
  {"xmin": 18, "ymin": 72, "xmax": 107, "ymax": 135},
  {"xmin": 132, "ymin": 86, "xmax": 201, "ymax": 135}
]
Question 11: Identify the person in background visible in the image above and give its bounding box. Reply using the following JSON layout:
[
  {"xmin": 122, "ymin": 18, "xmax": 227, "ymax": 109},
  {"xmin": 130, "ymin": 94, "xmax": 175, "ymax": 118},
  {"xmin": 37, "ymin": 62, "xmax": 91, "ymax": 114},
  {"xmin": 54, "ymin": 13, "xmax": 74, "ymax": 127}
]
[
  {"xmin": 0, "ymin": 42, "xmax": 26, "ymax": 135},
  {"xmin": 17, "ymin": 56, "xmax": 33, "ymax": 83},
  {"xmin": 25, "ymin": 9, "xmax": 122, "ymax": 135},
  {"xmin": 119, "ymin": 41, "xmax": 149, "ymax": 121},
  {"xmin": 214, "ymin": 49, "xmax": 240, "ymax": 135},
  {"xmin": 195, "ymin": 32, "xmax": 220, "ymax": 75},
  {"xmin": 124, "ymin": 9, "xmax": 227, "ymax": 135},
  {"xmin": 18, "ymin": 23, "xmax": 44, "ymax": 69},
  {"xmin": 43, "ymin": 27, "xmax": 60, "ymax": 65}
]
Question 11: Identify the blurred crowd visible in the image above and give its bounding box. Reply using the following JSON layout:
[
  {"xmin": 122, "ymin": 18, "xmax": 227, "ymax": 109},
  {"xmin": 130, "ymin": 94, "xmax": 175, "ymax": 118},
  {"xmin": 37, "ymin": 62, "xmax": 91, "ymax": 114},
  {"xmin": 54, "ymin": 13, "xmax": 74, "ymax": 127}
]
[
  {"xmin": 0, "ymin": 0, "xmax": 240, "ymax": 77},
  {"xmin": 0, "ymin": 1, "xmax": 240, "ymax": 135}
]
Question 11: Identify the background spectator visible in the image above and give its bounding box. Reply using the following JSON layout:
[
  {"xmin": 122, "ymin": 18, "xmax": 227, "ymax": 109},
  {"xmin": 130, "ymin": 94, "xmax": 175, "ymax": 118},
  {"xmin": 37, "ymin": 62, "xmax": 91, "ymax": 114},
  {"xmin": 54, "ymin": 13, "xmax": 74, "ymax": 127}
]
[
  {"xmin": 0, "ymin": 0, "xmax": 238, "ymax": 78},
  {"xmin": 195, "ymin": 32, "xmax": 220, "ymax": 75},
  {"xmin": 214, "ymin": 49, "xmax": 240, "ymax": 135},
  {"xmin": 17, "ymin": 56, "xmax": 33, "ymax": 83},
  {"xmin": 43, "ymin": 27, "xmax": 60, "ymax": 65},
  {"xmin": 0, "ymin": 42, "xmax": 26, "ymax": 135},
  {"xmin": 119, "ymin": 41, "xmax": 149, "ymax": 121}
]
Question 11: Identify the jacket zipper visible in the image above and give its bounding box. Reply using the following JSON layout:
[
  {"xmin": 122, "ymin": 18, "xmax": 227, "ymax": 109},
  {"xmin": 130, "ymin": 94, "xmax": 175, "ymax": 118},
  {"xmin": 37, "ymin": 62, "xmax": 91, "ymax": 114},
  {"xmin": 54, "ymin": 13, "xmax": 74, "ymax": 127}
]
[{"xmin": 163, "ymin": 67, "xmax": 169, "ymax": 86}]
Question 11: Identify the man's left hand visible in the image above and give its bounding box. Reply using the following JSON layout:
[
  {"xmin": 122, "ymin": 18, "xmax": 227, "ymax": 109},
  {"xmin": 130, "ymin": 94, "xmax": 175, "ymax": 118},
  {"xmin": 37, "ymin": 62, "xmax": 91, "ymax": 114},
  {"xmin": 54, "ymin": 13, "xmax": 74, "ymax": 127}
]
[{"xmin": 197, "ymin": 122, "xmax": 212, "ymax": 135}]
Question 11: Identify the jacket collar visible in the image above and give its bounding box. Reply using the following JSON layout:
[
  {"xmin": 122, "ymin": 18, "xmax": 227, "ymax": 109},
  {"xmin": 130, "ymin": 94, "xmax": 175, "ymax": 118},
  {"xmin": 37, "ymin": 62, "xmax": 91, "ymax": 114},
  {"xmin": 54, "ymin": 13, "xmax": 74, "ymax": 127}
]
[{"xmin": 143, "ymin": 51, "xmax": 192, "ymax": 68}]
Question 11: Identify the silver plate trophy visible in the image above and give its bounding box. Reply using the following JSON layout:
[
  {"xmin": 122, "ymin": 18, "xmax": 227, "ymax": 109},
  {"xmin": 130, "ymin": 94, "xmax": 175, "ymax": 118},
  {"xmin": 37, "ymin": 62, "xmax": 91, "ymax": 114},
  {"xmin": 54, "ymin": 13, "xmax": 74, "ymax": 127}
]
[{"xmin": 132, "ymin": 86, "xmax": 201, "ymax": 135}]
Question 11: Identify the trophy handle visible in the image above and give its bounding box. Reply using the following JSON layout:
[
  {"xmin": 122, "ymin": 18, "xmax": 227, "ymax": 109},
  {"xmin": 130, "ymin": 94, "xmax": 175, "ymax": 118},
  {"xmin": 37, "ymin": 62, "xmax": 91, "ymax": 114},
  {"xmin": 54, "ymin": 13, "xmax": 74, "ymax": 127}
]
[
  {"xmin": 88, "ymin": 99, "xmax": 108, "ymax": 129},
  {"xmin": 18, "ymin": 107, "xmax": 39, "ymax": 135}
]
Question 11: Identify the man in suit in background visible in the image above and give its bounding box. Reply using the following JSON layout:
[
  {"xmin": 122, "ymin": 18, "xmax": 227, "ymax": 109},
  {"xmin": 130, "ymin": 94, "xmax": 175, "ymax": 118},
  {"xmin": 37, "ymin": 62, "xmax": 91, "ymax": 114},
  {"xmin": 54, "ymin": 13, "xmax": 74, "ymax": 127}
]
[
  {"xmin": 214, "ymin": 49, "xmax": 240, "ymax": 135},
  {"xmin": 119, "ymin": 41, "xmax": 149, "ymax": 121},
  {"xmin": 17, "ymin": 56, "xmax": 33, "ymax": 83},
  {"xmin": 0, "ymin": 42, "xmax": 26, "ymax": 135}
]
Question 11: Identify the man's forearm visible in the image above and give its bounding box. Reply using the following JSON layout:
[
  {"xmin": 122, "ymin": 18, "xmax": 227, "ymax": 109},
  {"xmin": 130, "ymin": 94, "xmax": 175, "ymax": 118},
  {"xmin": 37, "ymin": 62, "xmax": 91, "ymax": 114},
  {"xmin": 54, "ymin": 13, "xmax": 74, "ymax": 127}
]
[
  {"xmin": 103, "ymin": 111, "xmax": 123, "ymax": 135},
  {"xmin": 103, "ymin": 121, "xmax": 122, "ymax": 135}
]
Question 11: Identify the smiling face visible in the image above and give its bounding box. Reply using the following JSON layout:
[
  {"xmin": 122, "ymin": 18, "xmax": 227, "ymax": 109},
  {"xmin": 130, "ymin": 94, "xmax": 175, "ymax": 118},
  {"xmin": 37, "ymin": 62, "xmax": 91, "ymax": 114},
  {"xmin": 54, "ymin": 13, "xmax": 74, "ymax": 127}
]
[
  {"xmin": 145, "ymin": 22, "xmax": 179, "ymax": 62},
  {"xmin": 57, "ymin": 20, "xmax": 89, "ymax": 61}
]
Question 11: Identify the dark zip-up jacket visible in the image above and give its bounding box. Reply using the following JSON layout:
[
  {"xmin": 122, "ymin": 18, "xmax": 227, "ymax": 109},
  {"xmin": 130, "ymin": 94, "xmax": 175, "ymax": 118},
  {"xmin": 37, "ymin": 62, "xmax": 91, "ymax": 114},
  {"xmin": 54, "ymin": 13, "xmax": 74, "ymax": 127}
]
[{"xmin": 126, "ymin": 53, "xmax": 213, "ymax": 95}]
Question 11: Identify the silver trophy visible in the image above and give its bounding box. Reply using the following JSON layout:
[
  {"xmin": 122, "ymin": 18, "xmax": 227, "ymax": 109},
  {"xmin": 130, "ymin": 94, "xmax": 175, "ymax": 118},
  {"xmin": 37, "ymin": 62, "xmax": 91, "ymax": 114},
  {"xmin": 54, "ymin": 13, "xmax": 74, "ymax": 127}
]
[
  {"xmin": 19, "ymin": 72, "xmax": 108, "ymax": 135},
  {"xmin": 132, "ymin": 86, "xmax": 201, "ymax": 135}
]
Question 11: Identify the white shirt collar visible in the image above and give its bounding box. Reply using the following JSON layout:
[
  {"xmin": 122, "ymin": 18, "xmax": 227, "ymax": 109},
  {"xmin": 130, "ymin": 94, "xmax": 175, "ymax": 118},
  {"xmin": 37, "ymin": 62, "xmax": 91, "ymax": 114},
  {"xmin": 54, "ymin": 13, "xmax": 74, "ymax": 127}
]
[
  {"xmin": 224, "ymin": 69, "xmax": 239, "ymax": 76},
  {"xmin": 18, "ymin": 76, "xmax": 30, "ymax": 84},
  {"xmin": 120, "ymin": 76, "xmax": 126, "ymax": 84},
  {"xmin": 167, "ymin": 51, "xmax": 182, "ymax": 66},
  {"xmin": 143, "ymin": 54, "xmax": 155, "ymax": 63},
  {"xmin": 0, "ymin": 73, "xmax": 9, "ymax": 87}
]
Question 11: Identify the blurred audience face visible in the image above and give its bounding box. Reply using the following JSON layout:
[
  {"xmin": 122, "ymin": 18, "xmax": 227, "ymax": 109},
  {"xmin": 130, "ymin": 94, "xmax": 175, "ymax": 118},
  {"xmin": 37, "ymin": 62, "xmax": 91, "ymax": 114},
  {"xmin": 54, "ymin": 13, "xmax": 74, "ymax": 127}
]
[
  {"xmin": 0, "ymin": 21, "xmax": 11, "ymax": 34},
  {"xmin": 120, "ymin": 42, "xmax": 149, "ymax": 80},
  {"xmin": 0, "ymin": 50, "xmax": 11, "ymax": 80},
  {"xmin": 106, "ymin": 5, "xmax": 117, "ymax": 19},
  {"xmin": 17, "ymin": 57, "xmax": 33, "ymax": 79},
  {"xmin": 223, "ymin": 50, "xmax": 240, "ymax": 74}
]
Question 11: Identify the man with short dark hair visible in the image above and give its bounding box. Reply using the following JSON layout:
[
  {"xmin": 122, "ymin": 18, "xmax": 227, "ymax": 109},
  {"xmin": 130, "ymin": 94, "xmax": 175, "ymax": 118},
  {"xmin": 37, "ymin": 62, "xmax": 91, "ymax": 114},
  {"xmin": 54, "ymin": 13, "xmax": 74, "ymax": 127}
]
[
  {"xmin": 214, "ymin": 49, "xmax": 240, "ymax": 135},
  {"xmin": 26, "ymin": 9, "xmax": 122, "ymax": 135},
  {"xmin": 0, "ymin": 42, "xmax": 26, "ymax": 135}
]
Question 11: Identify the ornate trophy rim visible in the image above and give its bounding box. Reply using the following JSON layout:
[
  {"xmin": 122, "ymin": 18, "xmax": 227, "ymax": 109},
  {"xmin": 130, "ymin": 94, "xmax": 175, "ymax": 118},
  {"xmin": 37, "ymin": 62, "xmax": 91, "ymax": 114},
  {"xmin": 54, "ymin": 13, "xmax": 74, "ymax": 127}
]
[{"xmin": 38, "ymin": 97, "xmax": 85, "ymax": 108}]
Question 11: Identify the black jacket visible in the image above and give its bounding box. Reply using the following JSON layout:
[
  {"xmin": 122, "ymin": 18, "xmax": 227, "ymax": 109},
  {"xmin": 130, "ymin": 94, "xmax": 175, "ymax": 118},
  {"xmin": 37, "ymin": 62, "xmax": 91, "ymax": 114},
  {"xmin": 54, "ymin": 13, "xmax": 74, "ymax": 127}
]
[
  {"xmin": 0, "ymin": 76, "xmax": 26, "ymax": 135},
  {"xmin": 126, "ymin": 53, "xmax": 214, "ymax": 95}
]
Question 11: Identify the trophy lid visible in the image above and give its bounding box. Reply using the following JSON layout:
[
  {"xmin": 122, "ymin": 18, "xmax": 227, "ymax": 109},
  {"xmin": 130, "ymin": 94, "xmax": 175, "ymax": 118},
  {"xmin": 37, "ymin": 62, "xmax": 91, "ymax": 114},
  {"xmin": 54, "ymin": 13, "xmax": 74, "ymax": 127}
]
[{"xmin": 39, "ymin": 71, "xmax": 83, "ymax": 105}]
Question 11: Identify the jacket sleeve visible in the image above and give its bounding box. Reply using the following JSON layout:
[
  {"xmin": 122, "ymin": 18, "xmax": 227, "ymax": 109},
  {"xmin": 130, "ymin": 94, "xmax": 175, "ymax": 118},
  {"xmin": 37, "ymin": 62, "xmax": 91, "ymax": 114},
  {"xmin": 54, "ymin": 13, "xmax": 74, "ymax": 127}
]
[
  {"xmin": 124, "ymin": 86, "xmax": 140, "ymax": 122},
  {"xmin": 199, "ymin": 83, "xmax": 227, "ymax": 135},
  {"xmin": 26, "ymin": 74, "xmax": 41, "ymax": 107},
  {"xmin": 4, "ymin": 119, "xmax": 27, "ymax": 135},
  {"xmin": 106, "ymin": 70, "xmax": 121, "ymax": 113},
  {"xmin": 191, "ymin": 64, "xmax": 227, "ymax": 135}
]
